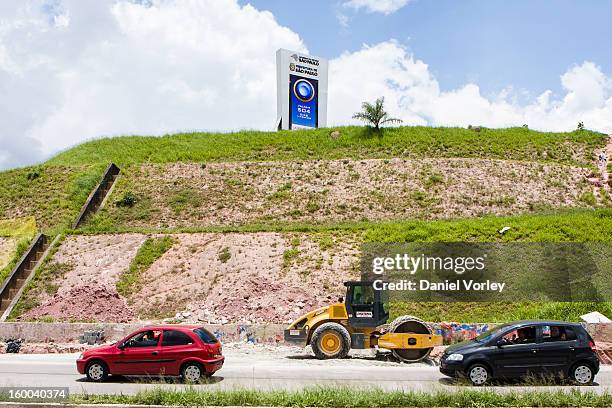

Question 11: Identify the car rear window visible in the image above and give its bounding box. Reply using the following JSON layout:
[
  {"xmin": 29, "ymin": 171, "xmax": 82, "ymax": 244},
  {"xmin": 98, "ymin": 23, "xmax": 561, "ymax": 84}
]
[
  {"xmin": 162, "ymin": 330, "xmax": 195, "ymax": 346},
  {"xmin": 542, "ymin": 325, "xmax": 577, "ymax": 342},
  {"xmin": 194, "ymin": 327, "xmax": 218, "ymax": 344}
]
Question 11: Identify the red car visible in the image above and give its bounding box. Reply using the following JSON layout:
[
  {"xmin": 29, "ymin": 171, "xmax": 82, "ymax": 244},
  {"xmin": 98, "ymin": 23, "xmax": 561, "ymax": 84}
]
[{"xmin": 77, "ymin": 325, "xmax": 224, "ymax": 382}]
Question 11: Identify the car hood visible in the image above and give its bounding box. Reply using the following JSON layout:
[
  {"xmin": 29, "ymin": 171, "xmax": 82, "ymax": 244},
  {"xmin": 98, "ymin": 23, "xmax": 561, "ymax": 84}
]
[
  {"xmin": 82, "ymin": 343, "xmax": 116, "ymax": 356},
  {"xmin": 444, "ymin": 339, "xmax": 481, "ymax": 355}
]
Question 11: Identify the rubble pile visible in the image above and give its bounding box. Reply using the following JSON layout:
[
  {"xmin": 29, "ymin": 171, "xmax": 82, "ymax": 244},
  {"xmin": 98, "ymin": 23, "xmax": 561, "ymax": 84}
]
[{"xmin": 21, "ymin": 285, "xmax": 134, "ymax": 323}]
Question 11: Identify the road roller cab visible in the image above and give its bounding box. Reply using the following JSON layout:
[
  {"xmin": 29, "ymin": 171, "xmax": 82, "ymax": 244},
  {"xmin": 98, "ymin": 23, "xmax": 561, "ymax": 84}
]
[
  {"xmin": 345, "ymin": 280, "xmax": 388, "ymax": 328},
  {"xmin": 284, "ymin": 281, "xmax": 442, "ymax": 362}
]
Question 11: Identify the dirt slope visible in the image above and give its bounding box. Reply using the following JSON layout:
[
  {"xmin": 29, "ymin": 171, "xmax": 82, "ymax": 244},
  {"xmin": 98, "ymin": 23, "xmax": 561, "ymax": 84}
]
[
  {"xmin": 18, "ymin": 233, "xmax": 359, "ymax": 324},
  {"xmin": 20, "ymin": 234, "xmax": 146, "ymax": 322},
  {"xmin": 98, "ymin": 158, "xmax": 593, "ymax": 229}
]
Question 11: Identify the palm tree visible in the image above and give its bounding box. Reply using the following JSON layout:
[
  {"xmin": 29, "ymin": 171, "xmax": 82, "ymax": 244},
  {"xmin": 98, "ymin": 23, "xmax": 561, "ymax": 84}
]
[{"xmin": 352, "ymin": 97, "xmax": 402, "ymax": 130}]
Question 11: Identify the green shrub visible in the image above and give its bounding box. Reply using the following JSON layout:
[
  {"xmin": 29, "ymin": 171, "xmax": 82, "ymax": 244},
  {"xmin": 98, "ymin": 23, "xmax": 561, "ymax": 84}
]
[
  {"xmin": 116, "ymin": 236, "xmax": 175, "ymax": 297},
  {"xmin": 218, "ymin": 247, "xmax": 231, "ymax": 263},
  {"xmin": 116, "ymin": 191, "xmax": 137, "ymax": 208}
]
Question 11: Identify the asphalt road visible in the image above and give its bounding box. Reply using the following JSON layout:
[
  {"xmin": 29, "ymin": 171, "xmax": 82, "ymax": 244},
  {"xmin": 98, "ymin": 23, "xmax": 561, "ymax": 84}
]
[{"xmin": 0, "ymin": 351, "xmax": 610, "ymax": 395}]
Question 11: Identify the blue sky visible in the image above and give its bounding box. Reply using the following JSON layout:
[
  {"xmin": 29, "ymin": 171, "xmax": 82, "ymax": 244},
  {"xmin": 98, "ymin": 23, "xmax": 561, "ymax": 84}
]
[
  {"xmin": 243, "ymin": 0, "xmax": 612, "ymax": 99},
  {"xmin": 1, "ymin": 0, "xmax": 611, "ymax": 170}
]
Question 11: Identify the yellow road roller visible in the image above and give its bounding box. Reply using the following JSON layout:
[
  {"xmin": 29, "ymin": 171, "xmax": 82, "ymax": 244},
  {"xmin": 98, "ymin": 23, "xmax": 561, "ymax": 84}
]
[{"xmin": 284, "ymin": 281, "xmax": 442, "ymax": 362}]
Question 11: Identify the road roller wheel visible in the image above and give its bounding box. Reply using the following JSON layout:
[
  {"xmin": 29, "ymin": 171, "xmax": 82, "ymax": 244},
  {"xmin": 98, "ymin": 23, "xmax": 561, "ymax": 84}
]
[
  {"xmin": 311, "ymin": 322, "xmax": 351, "ymax": 359},
  {"xmin": 389, "ymin": 315, "xmax": 434, "ymax": 363}
]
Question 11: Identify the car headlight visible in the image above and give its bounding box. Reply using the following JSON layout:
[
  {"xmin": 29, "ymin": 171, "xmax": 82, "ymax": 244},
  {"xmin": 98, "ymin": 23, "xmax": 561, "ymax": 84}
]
[
  {"xmin": 447, "ymin": 353, "xmax": 464, "ymax": 361},
  {"xmin": 78, "ymin": 353, "xmax": 84, "ymax": 360}
]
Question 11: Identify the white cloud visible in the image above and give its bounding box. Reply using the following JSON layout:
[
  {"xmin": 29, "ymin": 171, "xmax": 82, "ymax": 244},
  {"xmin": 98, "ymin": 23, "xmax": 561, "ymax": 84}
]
[
  {"xmin": 0, "ymin": 1, "xmax": 611, "ymax": 171},
  {"xmin": 0, "ymin": 0, "xmax": 306, "ymax": 169},
  {"xmin": 329, "ymin": 41, "xmax": 612, "ymax": 133},
  {"xmin": 343, "ymin": 0, "xmax": 412, "ymax": 15}
]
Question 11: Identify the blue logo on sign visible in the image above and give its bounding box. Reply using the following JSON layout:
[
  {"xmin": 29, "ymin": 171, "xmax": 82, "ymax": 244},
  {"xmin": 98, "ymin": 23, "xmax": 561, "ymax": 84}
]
[{"xmin": 294, "ymin": 79, "xmax": 315, "ymax": 103}]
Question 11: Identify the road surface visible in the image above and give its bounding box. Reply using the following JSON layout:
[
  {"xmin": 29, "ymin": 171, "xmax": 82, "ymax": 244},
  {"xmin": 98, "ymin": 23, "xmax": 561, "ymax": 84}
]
[{"xmin": 0, "ymin": 348, "xmax": 610, "ymax": 395}]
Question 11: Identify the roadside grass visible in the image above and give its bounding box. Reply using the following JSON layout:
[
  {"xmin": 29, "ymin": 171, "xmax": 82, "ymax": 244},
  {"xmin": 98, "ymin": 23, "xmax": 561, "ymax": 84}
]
[
  {"xmin": 116, "ymin": 235, "xmax": 175, "ymax": 297},
  {"xmin": 0, "ymin": 164, "xmax": 105, "ymax": 234},
  {"xmin": 47, "ymin": 126, "xmax": 605, "ymax": 168},
  {"xmin": 63, "ymin": 387, "xmax": 612, "ymax": 407}
]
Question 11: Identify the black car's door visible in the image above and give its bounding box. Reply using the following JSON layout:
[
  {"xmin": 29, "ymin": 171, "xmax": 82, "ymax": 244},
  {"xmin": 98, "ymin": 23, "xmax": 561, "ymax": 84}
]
[
  {"xmin": 535, "ymin": 324, "xmax": 577, "ymax": 376},
  {"xmin": 488, "ymin": 325, "xmax": 542, "ymax": 378}
]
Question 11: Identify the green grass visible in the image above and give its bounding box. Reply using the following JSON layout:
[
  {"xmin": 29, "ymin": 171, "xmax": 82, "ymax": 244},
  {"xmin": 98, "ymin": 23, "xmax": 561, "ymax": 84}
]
[
  {"xmin": 116, "ymin": 236, "xmax": 175, "ymax": 297},
  {"xmin": 47, "ymin": 126, "xmax": 605, "ymax": 168},
  {"xmin": 0, "ymin": 216, "xmax": 37, "ymax": 238},
  {"xmin": 391, "ymin": 301, "xmax": 612, "ymax": 323},
  {"xmin": 8, "ymin": 235, "xmax": 66, "ymax": 320},
  {"xmin": 0, "ymin": 164, "xmax": 105, "ymax": 234},
  {"xmin": 45, "ymin": 387, "xmax": 612, "ymax": 407},
  {"xmin": 0, "ymin": 236, "xmax": 33, "ymax": 287},
  {"xmin": 78, "ymin": 208, "xmax": 612, "ymax": 242},
  {"xmin": 0, "ymin": 217, "xmax": 38, "ymax": 284}
]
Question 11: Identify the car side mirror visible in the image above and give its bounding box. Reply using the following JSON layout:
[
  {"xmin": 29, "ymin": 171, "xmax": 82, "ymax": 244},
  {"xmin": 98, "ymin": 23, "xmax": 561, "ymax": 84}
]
[
  {"xmin": 117, "ymin": 342, "xmax": 126, "ymax": 350},
  {"xmin": 496, "ymin": 340, "xmax": 505, "ymax": 348}
]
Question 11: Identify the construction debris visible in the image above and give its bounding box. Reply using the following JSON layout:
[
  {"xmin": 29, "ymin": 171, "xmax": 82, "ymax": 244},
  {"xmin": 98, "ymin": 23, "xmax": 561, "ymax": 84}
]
[
  {"xmin": 580, "ymin": 311, "xmax": 611, "ymax": 324},
  {"xmin": 6, "ymin": 338, "xmax": 22, "ymax": 353}
]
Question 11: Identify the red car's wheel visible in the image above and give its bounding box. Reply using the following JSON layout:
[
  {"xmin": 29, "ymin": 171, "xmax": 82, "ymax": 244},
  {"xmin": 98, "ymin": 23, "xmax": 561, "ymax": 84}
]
[
  {"xmin": 181, "ymin": 362, "xmax": 204, "ymax": 383},
  {"xmin": 86, "ymin": 360, "xmax": 108, "ymax": 382}
]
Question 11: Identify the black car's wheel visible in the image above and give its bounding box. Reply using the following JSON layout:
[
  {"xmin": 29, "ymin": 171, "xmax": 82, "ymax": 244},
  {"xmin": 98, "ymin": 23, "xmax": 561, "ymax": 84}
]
[
  {"xmin": 467, "ymin": 363, "xmax": 490, "ymax": 386},
  {"xmin": 570, "ymin": 363, "xmax": 594, "ymax": 385},
  {"xmin": 86, "ymin": 360, "xmax": 108, "ymax": 382},
  {"xmin": 311, "ymin": 323, "xmax": 351, "ymax": 359},
  {"xmin": 181, "ymin": 362, "xmax": 204, "ymax": 383}
]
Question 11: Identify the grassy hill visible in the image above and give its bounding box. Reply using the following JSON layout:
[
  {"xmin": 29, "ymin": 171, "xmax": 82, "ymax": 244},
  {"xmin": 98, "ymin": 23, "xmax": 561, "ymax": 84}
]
[
  {"xmin": 1, "ymin": 126, "xmax": 610, "ymax": 324},
  {"xmin": 49, "ymin": 126, "xmax": 605, "ymax": 167}
]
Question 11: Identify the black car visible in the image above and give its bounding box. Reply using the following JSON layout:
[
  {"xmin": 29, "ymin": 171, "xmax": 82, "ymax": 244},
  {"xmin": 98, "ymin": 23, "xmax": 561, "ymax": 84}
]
[{"xmin": 440, "ymin": 320, "xmax": 600, "ymax": 385}]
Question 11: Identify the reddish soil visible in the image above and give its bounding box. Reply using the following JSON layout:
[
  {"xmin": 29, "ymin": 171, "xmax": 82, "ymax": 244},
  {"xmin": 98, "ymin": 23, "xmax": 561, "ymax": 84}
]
[
  {"xmin": 21, "ymin": 284, "xmax": 134, "ymax": 323},
  {"xmin": 17, "ymin": 233, "xmax": 359, "ymax": 324},
  {"xmin": 20, "ymin": 234, "xmax": 146, "ymax": 322},
  {"xmin": 131, "ymin": 233, "xmax": 360, "ymax": 324}
]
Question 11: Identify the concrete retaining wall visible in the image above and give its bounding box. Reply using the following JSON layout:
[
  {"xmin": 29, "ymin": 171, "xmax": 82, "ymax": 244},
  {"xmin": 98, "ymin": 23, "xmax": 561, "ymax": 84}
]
[
  {"xmin": 0, "ymin": 322, "xmax": 609, "ymax": 345},
  {"xmin": 0, "ymin": 322, "xmax": 286, "ymax": 344}
]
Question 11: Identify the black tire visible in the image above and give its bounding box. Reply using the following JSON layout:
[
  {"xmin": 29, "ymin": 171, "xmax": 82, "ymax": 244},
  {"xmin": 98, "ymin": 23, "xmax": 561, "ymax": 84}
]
[
  {"xmin": 466, "ymin": 363, "xmax": 490, "ymax": 386},
  {"xmin": 570, "ymin": 362, "xmax": 594, "ymax": 385},
  {"xmin": 181, "ymin": 362, "xmax": 204, "ymax": 383},
  {"xmin": 311, "ymin": 322, "xmax": 351, "ymax": 359},
  {"xmin": 85, "ymin": 360, "xmax": 108, "ymax": 382}
]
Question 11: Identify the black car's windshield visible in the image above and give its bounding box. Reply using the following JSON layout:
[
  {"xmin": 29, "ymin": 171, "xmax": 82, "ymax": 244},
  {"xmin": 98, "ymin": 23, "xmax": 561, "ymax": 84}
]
[{"xmin": 475, "ymin": 323, "xmax": 513, "ymax": 343}]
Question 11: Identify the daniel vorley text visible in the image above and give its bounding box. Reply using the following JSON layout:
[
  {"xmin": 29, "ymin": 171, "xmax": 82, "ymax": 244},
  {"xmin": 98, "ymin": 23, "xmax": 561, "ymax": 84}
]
[{"xmin": 373, "ymin": 279, "xmax": 506, "ymax": 293}]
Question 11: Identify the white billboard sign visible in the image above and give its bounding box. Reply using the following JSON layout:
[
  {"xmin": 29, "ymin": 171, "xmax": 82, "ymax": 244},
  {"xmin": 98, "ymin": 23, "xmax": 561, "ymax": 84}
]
[{"xmin": 276, "ymin": 49, "xmax": 328, "ymax": 130}]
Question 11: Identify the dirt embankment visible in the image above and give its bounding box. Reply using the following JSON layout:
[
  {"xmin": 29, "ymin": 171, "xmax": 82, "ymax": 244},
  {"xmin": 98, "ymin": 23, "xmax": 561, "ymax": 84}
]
[
  {"xmin": 132, "ymin": 233, "xmax": 359, "ymax": 324},
  {"xmin": 18, "ymin": 233, "xmax": 359, "ymax": 324},
  {"xmin": 20, "ymin": 234, "xmax": 146, "ymax": 322},
  {"xmin": 102, "ymin": 158, "xmax": 592, "ymax": 229}
]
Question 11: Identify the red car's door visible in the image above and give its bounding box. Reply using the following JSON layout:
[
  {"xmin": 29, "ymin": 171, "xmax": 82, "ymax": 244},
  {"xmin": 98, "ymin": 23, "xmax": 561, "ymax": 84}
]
[
  {"xmin": 109, "ymin": 330, "xmax": 162, "ymax": 375},
  {"xmin": 159, "ymin": 329, "xmax": 200, "ymax": 376}
]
